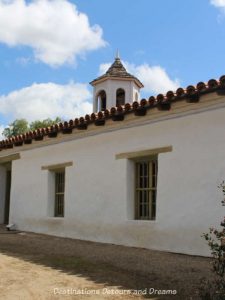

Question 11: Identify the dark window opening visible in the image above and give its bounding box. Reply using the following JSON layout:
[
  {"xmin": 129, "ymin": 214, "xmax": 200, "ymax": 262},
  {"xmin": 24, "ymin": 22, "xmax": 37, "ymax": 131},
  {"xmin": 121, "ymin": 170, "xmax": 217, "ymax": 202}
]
[
  {"xmin": 55, "ymin": 170, "xmax": 65, "ymax": 217},
  {"xmin": 96, "ymin": 90, "xmax": 107, "ymax": 111},
  {"xmin": 4, "ymin": 170, "xmax": 11, "ymax": 224},
  {"xmin": 116, "ymin": 88, "xmax": 125, "ymax": 106}
]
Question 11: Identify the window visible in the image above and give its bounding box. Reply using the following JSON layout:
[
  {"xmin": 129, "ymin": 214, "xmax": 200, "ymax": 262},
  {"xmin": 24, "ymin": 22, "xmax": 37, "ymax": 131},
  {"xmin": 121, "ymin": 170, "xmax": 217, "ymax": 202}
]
[
  {"xmin": 54, "ymin": 170, "xmax": 65, "ymax": 217},
  {"xmin": 135, "ymin": 92, "xmax": 138, "ymax": 102},
  {"xmin": 116, "ymin": 146, "xmax": 171, "ymax": 221},
  {"xmin": 135, "ymin": 158, "xmax": 158, "ymax": 220},
  {"xmin": 42, "ymin": 161, "xmax": 72, "ymax": 218},
  {"xmin": 116, "ymin": 88, "xmax": 125, "ymax": 106},
  {"xmin": 96, "ymin": 90, "xmax": 107, "ymax": 111}
]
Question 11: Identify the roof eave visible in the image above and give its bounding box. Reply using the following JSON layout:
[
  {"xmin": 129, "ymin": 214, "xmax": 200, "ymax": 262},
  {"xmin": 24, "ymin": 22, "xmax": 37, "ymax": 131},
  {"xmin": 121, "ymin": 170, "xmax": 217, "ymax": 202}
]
[{"xmin": 90, "ymin": 76, "xmax": 144, "ymax": 88}]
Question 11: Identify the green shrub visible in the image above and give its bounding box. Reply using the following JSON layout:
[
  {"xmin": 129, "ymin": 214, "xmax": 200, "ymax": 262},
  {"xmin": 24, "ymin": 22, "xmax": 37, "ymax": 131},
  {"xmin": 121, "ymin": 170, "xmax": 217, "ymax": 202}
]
[{"xmin": 200, "ymin": 182, "xmax": 225, "ymax": 300}]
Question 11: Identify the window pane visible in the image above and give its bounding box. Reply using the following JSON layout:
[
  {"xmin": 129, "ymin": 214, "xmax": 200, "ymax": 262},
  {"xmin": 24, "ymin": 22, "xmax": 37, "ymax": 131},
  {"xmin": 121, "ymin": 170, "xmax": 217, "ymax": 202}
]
[
  {"xmin": 152, "ymin": 176, "xmax": 156, "ymax": 188},
  {"xmin": 144, "ymin": 190, "xmax": 149, "ymax": 218},
  {"xmin": 139, "ymin": 190, "xmax": 142, "ymax": 217},
  {"xmin": 143, "ymin": 162, "xmax": 147, "ymax": 177},
  {"xmin": 152, "ymin": 161, "xmax": 156, "ymax": 176},
  {"xmin": 151, "ymin": 190, "xmax": 156, "ymax": 220}
]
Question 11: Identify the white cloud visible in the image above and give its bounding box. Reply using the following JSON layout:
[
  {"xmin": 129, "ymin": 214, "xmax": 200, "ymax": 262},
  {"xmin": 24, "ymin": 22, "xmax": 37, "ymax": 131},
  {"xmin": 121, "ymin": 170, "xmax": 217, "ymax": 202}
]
[
  {"xmin": 0, "ymin": 82, "xmax": 92, "ymax": 122},
  {"xmin": 16, "ymin": 56, "xmax": 31, "ymax": 66},
  {"xmin": 99, "ymin": 61, "xmax": 180, "ymax": 95},
  {"xmin": 211, "ymin": 0, "xmax": 225, "ymax": 7},
  {"xmin": 98, "ymin": 63, "xmax": 111, "ymax": 76},
  {"xmin": 0, "ymin": 0, "xmax": 106, "ymax": 67}
]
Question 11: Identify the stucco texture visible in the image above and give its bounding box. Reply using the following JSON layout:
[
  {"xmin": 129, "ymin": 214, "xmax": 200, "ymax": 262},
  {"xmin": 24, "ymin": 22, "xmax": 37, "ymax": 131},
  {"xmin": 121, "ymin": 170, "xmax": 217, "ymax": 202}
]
[{"xmin": 7, "ymin": 105, "xmax": 225, "ymax": 256}]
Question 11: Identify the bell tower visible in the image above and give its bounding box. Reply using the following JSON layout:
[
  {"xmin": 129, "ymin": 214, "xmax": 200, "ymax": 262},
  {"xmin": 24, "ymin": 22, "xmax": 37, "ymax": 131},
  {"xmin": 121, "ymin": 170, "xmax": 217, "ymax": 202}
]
[{"xmin": 90, "ymin": 53, "xmax": 144, "ymax": 112}]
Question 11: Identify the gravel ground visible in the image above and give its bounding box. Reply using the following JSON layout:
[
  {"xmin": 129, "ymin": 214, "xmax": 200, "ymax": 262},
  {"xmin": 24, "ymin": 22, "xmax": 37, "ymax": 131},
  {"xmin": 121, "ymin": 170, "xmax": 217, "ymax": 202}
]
[{"xmin": 0, "ymin": 227, "xmax": 212, "ymax": 300}]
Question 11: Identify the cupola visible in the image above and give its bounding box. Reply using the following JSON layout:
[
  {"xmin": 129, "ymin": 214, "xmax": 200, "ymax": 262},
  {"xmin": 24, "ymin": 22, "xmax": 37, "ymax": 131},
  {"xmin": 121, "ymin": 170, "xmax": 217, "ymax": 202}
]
[{"xmin": 90, "ymin": 53, "xmax": 144, "ymax": 112}]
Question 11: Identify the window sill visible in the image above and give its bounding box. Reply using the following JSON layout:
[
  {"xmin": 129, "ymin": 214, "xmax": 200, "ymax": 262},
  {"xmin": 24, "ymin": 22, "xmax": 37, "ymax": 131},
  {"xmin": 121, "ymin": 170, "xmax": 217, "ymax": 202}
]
[
  {"xmin": 126, "ymin": 219, "xmax": 157, "ymax": 224},
  {"xmin": 45, "ymin": 217, "xmax": 64, "ymax": 220}
]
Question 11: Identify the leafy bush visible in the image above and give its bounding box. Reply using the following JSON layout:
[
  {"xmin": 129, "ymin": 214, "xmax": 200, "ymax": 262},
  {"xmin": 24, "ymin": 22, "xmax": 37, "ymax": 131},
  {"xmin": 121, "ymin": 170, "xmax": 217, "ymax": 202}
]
[{"xmin": 200, "ymin": 183, "xmax": 225, "ymax": 300}]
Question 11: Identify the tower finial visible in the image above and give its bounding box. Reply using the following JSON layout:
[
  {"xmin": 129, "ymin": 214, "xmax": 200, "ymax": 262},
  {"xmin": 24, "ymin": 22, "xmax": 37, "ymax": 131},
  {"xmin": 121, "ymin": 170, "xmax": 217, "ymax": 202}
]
[{"xmin": 115, "ymin": 49, "xmax": 120, "ymax": 59}]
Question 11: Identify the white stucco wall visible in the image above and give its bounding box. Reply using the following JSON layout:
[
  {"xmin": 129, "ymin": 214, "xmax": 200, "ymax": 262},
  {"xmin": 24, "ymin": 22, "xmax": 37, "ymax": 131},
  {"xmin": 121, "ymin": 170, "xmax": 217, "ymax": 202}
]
[
  {"xmin": 8, "ymin": 106, "xmax": 225, "ymax": 256},
  {"xmin": 0, "ymin": 165, "xmax": 6, "ymax": 223},
  {"xmin": 93, "ymin": 79, "xmax": 140, "ymax": 112}
]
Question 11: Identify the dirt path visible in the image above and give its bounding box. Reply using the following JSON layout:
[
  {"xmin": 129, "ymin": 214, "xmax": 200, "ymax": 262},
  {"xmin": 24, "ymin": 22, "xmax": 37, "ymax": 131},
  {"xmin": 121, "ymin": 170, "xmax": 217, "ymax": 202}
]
[{"xmin": 0, "ymin": 229, "xmax": 212, "ymax": 300}]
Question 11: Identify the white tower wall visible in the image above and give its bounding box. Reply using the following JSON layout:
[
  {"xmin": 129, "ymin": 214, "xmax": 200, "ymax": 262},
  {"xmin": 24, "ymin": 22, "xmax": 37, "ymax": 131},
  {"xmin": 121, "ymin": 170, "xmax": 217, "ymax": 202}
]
[{"xmin": 93, "ymin": 80, "xmax": 141, "ymax": 112}]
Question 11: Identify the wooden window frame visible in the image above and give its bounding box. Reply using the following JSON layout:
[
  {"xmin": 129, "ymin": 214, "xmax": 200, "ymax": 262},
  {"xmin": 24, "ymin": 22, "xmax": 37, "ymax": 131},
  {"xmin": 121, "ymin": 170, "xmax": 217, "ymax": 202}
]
[
  {"xmin": 134, "ymin": 156, "xmax": 158, "ymax": 220},
  {"xmin": 54, "ymin": 169, "xmax": 65, "ymax": 218}
]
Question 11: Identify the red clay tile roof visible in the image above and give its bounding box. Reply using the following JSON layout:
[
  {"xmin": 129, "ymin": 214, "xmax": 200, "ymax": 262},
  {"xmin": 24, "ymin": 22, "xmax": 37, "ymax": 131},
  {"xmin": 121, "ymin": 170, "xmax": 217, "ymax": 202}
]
[{"xmin": 0, "ymin": 75, "xmax": 225, "ymax": 151}]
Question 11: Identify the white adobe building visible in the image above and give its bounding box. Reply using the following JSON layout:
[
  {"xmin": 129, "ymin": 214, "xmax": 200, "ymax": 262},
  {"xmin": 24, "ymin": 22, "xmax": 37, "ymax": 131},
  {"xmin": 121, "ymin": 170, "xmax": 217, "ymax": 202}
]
[{"xmin": 0, "ymin": 56, "xmax": 225, "ymax": 256}]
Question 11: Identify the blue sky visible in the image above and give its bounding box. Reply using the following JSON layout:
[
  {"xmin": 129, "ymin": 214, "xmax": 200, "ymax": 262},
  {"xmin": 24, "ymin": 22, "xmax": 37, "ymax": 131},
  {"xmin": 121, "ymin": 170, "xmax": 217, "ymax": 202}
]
[{"xmin": 0, "ymin": 0, "xmax": 225, "ymax": 137}]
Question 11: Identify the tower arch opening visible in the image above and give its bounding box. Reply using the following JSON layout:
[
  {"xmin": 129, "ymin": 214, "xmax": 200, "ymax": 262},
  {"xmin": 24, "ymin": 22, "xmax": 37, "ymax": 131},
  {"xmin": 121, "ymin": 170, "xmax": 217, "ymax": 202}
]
[
  {"xmin": 96, "ymin": 90, "xmax": 107, "ymax": 112},
  {"xmin": 116, "ymin": 88, "xmax": 125, "ymax": 107},
  {"xmin": 135, "ymin": 92, "xmax": 139, "ymax": 102}
]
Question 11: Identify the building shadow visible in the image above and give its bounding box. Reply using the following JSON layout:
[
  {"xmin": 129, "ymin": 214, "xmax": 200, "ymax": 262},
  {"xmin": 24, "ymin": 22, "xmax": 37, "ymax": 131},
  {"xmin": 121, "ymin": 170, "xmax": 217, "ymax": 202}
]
[{"xmin": 0, "ymin": 228, "xmax": 211, "ymax": 299}]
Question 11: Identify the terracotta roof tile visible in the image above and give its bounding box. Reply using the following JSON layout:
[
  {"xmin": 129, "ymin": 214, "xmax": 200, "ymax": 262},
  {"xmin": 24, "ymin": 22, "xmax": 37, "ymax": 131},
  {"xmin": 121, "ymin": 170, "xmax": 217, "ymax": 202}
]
[{"xmin": 1, "ymin": 75, "xmax": 225, "ymax": 151}]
